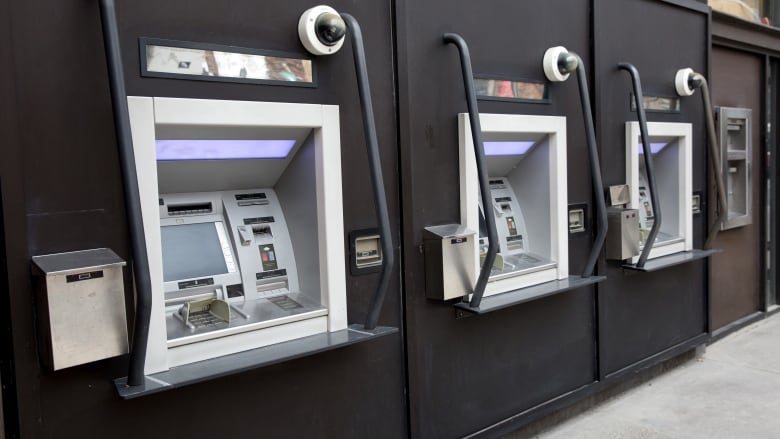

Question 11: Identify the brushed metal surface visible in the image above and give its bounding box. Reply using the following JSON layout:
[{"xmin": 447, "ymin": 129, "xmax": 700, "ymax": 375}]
[
  {"xmin": 607, "ymin": 208, "xmax": 641, "ymax": 260},
  {"xmin": 33, "ymin": 249, "xmax": 128, "ymax": 370},
  {"xmin": 424, "ymin": 225, "xmax": 476, "ymax": 300}
]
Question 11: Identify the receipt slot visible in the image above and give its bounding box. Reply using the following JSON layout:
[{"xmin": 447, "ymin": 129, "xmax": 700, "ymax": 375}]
[
  {"xmin": 460, "ymin": 114, "xmax": 568, "ymax": 296},
  {"xmin": 127, "ymin": 97, "xmax": 347, "ymax": 374},
  {"xmin": 625, "ymin": 121, "xmax": 693, "ymax": 262}
]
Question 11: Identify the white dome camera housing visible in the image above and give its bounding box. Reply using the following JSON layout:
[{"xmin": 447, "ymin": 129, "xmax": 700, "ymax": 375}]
[
  {"xmin": 298, "ymin": 5, "xmax": 346, "ymax": 56},
  {"xmin": 543, "ymin": 46, "xmax": 576, "ymax": 82},
  {"xmin": 675, "ymin": 68, "xmax": 696, "ymax": 96}
]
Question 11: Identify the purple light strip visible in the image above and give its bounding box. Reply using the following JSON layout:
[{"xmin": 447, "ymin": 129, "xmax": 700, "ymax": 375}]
[
  {"xmin": 638, "ymin": 142, "xmax": 669, "ymax": 155},
  {"xmin": 483, "ymin": 141, "xmax": 536, "ymax": 156},
  {"xmin": 156, "ymin": 139, "xmax": 297, "ymax": 161}
]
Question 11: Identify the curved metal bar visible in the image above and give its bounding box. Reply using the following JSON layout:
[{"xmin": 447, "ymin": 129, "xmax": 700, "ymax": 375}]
[
  {"xmin": 341, "ymin": 14, "xmax": 394, "ymax": 330},
  {"xmin": 571, "ymin": 54, "xmax": 607, "ymax": 277},
  {"xmin": 98, "ymin": 0, "xmax": 152, "ymax": 386},
  {"xmin": 443, "ymin": 33, "xmax": 498, "ymax": 308},
  {"xmin": 691, "ymin": 73, "xmax": 728, "ymax": 249},
  {"xmin": 618, "ymin": 63, "xmax": 660, "ymax": 268}
]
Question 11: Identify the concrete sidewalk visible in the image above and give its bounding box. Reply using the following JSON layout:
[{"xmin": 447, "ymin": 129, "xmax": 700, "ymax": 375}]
[{"xmin": 515, "ymin": 314, "xmax": 780, "ymax": 439}]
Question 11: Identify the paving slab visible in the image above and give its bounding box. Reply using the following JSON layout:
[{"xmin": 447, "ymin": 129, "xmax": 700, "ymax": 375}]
[{"xmin": 516, "ymin": 314, "xmax": 780, "ymax": 439}]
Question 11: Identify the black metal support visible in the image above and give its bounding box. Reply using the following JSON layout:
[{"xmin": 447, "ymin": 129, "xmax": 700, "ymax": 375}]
[
  {"xmin": 571, "ymin": 54, "xmax": 607, "ymax": 278},
  {"xmin": 618, "ymin": 63, "xmax": 660, "ymax": 269},
  {"xmin": 341, "ymin": 14, "xmax": 394, "ymax": 330},
  {"xmin": 98, "ymin": 0, "xmax": 152, "ymax": 387},
  {"xmin": 443, "ymin": 33, "xmax": 498, "ymax": 309},
  {"xmin": 689, "ymin": 73, "xmax": 728, "ymax": 249}
]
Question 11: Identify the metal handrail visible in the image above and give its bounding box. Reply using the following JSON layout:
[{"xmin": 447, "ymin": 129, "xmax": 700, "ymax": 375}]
[
  {"xmin": 341, "ymin": 14, "xmax": 394, "ymax": 330},
  {"xmin": 618, "ymin": 63, "xmax": 660, "ymax": 269},
  {"xmin": 570, "ymin": 54, "xmax": 607, "ymax": 278},
  {"xmin": 98, "ymin": 0, "xmax": 152, "ymax": 387},
  {"xmin": 443, "ymin": 33, "xmax": 498, "ymax": 308},
  {"xmin": 689, "ymin": 73, "xmax": 728, "ymax": 249}
]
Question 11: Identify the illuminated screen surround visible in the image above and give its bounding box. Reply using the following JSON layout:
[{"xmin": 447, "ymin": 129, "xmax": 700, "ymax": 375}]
[
  {"xmin": 638, "ymin": 142, "xmax": 670, "ymax": 154},
  {"xmin": 483, "ymin": 141, "xmax": 536, "ymax": 156},
  {"xmin": 156, "ymin": 139, "xmax": 296, "ymax": 160}
]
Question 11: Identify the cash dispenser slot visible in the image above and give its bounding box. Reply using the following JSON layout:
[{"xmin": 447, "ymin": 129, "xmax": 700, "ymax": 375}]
[
  {"xmin": 167, "ymin": 202, "xmax": 212, "ymax": 216},
  {"xmin": 104, "ymin": 2, "xmax": 396, "ymax": 398},
  {"xmin": 618, "ymin": 64, "xmax": 717, "ymax": 272},
  {"xmin": 164, "ymin": 287, "xmax": 218, "ymax": 307},
  {"xmin": 439, "ymin": 36, "xmax": 604, "ymax": 317}
]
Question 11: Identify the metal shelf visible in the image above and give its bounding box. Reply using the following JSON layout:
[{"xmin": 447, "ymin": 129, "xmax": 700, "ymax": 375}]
[
  {"xmin": 114, "ymin": 324, "xmax": 397, "ymax": 399},
  {"xmin": 454, "ymin": 275, "xmax": 606, "ymax": 316},
  {"xmin": 621, "ymin": 249, "xmax": 719, "ymax": 272}
]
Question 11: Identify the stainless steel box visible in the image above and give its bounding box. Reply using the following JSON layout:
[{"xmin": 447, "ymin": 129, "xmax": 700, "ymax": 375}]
[
  {"xmin": 423, "ymin": 225, "xmax": 476, "ymax": 300},
  {"xmin": 31, "ymin": 248, "xmax": 129, "ymax": 370},
  {"xmin": 606, "ymin": 208, "xmax": 640, "ymax": 260}
]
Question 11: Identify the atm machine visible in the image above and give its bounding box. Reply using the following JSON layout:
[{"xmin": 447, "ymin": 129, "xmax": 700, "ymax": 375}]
[
  {"xmin": 424, "ymin": 37, "xmax": 605, "ymax": 314},
  {"xmin": 128, "ymin": 98, "xmax": 348, "ymax": 371},
  {"xmin": 459, "ymin": 113, "xmax": 569, "ymax": 296},
  {"xmin": 626, "ymin": 120, "xmax": 694, "ymax": 261},
  {"xmin": 98, "ymin": 2, "xmax": 395, "ymax": 396},
  {"xmin": 605, "ymin": 64, "xmax": 716, "ymax": 271}
]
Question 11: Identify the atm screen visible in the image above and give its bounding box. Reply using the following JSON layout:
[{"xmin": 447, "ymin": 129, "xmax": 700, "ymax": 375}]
[{"xmin": 161, "ymin": 222, "xmax": 229, "ymax": 282}]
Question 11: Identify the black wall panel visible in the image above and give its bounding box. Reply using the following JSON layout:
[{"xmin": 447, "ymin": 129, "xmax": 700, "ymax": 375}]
[
  {"xmin": 594, "ymin": 0, "xmax": 709, "ymax": 375},
  {"xmin": 395, "ymin": 1, "xmax": 598, "ymax": 437},
  {"xmin": 0, "ymin": 0, "xmax": 406, "ymax": 437},
  {"xmin": 0, "ymin": 0, "xmax": 719, "ymax": 437}
]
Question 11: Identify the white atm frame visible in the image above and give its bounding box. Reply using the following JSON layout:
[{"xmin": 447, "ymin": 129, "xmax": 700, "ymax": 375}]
[
  {"xmin": 459, "ymin": 113, "xmax": 568, "ymax": 297},
  {"xmin": 128, "ymin": 97, "xmax": 347, "ymax": 375},
  {"xmin": 626, "ymin": 121, "xmax": 693, "ymax": 262}
]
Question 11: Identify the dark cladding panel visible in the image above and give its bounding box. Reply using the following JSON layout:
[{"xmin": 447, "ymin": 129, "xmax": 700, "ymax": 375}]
[
  {"xmin": 709, "ymin": 46, "xmax": 763, "ymax": 329},
  {"xmin": 594, "ymin": 0, "xmax": 709, "ymax": 375},
  {"xmin": 411, "ymin": 291, "xmax": 595, "ymax": 438},
  {"xmin": 2, "ymin": 0, "xmax": 406, "ymax": 437},
  {"xmin": 396, "ymin": 0, "xmax": 597, "ymax": 436}
]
